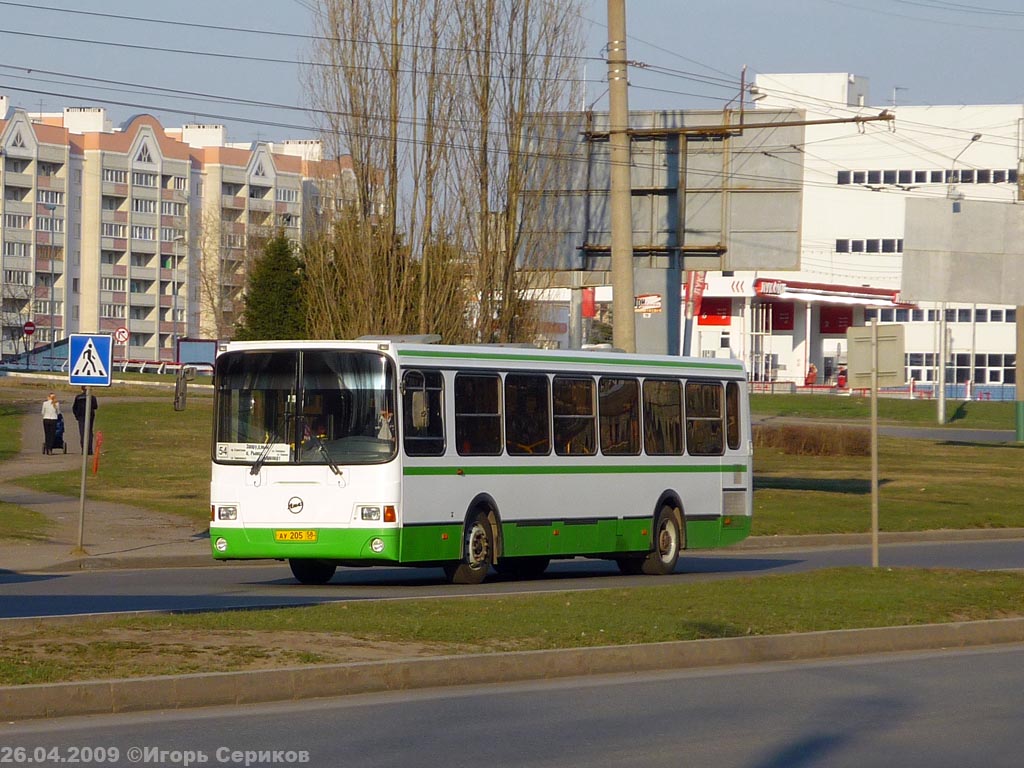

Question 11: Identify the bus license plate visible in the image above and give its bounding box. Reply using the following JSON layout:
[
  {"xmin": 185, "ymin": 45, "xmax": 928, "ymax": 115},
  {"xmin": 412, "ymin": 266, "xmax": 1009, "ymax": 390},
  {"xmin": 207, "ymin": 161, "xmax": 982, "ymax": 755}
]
[{"xmin": 274, "ymin": 530, "xmax": 318, "ymax": 542}]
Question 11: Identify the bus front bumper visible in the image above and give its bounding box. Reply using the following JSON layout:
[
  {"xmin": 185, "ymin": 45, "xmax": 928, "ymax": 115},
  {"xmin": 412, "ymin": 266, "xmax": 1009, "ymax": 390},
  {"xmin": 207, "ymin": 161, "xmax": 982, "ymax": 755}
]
[{"xmin": 209, "ymin": 526, "xmax": 401, "ymax": 562}]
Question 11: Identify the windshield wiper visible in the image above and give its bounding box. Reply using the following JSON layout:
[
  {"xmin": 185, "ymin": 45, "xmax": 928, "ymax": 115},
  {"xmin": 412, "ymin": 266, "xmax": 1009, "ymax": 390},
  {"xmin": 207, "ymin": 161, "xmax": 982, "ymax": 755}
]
[
  {"xmin": 251, "ymin": 413, "xmax": 292, "ymax": 476},
  {"xmin": 301, "ymin": 416, "xmax": 341, "ymax": 475},
  {"xmin": 250, "ymin": 430, "xmax": 280, "ymax": 476}
]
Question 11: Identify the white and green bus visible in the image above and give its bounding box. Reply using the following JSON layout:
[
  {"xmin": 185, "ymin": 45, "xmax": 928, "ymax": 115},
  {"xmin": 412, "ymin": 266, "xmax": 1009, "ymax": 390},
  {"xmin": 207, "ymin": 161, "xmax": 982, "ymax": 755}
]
[{"xmin": 210, "ymin": 339, "xmax": 753, "ymax": 584}]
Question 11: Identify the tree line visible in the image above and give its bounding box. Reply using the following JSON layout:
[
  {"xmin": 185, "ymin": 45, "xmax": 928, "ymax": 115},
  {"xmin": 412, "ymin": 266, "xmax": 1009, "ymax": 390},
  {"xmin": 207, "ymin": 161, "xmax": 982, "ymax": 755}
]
[{"xmin": 235, "ymin": 0, "xmax": 584, "ymax": 343}]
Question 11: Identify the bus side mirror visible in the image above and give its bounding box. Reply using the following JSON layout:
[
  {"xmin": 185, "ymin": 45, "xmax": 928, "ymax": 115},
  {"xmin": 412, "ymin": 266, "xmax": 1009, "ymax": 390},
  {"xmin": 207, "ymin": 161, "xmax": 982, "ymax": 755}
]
[
  {"xmin": 411, "ymin": 390, "xmax": 429, "ymax": 429},
  {"xmin": 174, "ymin": 366, "xmax": 196, "ymax": 411}
]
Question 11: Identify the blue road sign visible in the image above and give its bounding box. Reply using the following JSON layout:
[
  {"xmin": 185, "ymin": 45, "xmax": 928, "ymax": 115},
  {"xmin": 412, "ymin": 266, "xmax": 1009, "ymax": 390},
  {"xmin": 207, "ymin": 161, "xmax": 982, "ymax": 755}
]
[{"xmin": 69, "ymin": 334, "xmax": 113, "ymax": 387}]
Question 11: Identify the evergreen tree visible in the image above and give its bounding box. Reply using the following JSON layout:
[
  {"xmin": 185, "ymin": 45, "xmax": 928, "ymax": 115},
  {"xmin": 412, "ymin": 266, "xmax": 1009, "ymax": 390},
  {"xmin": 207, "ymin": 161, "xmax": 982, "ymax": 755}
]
[{"xmin": 235, "ymin": 232, "xmax": 306, "ymax": 340}]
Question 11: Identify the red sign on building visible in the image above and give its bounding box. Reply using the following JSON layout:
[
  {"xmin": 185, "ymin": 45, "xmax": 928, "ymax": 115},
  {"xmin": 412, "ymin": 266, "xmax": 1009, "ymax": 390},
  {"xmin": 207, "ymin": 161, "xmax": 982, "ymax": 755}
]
[
  {"xmin": 768, "ymin": 301, "xmax": 795, "ymax": 331},
  {"xmin": 819, "ymin": 305, "xmax": 854, "ymax": 334},
  {"xmin": 698, "ymin": 296, "xmax": 732, "ymax": 326}
]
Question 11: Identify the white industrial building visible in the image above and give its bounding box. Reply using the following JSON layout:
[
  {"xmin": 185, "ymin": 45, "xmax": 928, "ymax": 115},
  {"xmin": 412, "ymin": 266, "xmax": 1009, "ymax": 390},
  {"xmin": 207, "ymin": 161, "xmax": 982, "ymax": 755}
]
[{"xmin": 695, "ymin": 72, "xmax": 1022, "ymax": 393}]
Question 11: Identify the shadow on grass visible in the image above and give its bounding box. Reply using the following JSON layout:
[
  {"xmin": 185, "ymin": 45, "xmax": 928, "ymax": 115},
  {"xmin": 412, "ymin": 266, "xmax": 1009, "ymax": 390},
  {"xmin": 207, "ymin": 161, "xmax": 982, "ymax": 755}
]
[
  {"xmin": 754, "ymin": 476, "xmax": 892, "ymax": 494},
  {"xmin": 949, "ymin": 401, "xmax": 970, "ymax": 423},
  {"xmin": 939, "ymin": 440, "xmax": 1024, "ymax": 450}
]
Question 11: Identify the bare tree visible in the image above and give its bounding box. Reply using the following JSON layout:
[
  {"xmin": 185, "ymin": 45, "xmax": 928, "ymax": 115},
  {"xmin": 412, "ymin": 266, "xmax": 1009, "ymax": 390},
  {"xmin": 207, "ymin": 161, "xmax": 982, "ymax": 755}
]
[
  {"xmin": 303, "ymin": 0, "xmax": 583, "ymax": 343},
  {"xmin": 0, "ymin": 279, "xmax": 32, "ymax": 360},
  {"xmin": 192, "ymin": 201, "xmax": 277, "ymax": 340}
]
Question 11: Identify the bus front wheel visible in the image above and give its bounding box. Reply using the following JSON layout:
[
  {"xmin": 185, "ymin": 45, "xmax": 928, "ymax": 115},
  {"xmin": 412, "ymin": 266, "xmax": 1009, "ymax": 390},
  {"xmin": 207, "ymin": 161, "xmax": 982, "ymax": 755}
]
[
  {"xmin": 289, "ymin": 558, "xmax": 337, "ymax": 585},
  {"xmin": 444, "ymin": 513, "xmax": 492, "ymax": 585}
]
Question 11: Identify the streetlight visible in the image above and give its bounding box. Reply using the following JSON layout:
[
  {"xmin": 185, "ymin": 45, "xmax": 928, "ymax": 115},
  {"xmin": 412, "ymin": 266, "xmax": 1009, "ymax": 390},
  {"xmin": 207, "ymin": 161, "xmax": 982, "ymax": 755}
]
[
  {"xmin": 44, "ymin": 202, "xmax": 56, "ymax": 371},
  {"xmin": 172, "ymin": 234, "xmax": 185, "ymax": 363}
]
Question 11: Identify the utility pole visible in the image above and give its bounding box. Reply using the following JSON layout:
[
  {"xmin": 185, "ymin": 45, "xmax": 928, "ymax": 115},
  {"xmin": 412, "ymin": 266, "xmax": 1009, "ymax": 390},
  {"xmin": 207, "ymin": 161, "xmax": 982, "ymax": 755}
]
[
  {"xmin": 1017, "ymin": 150, "xmax": 1024, "ymax": 441},
  {"xmin": 607, "ymin": 0, "xmax": 635, "ymax": 352}
]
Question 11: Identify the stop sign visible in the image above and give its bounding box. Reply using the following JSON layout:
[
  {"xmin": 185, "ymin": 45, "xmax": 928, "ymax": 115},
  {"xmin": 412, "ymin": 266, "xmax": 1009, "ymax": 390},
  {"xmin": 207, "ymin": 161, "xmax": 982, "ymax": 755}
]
[{"xmin": 23, "ymin": 321, "xmax": 35, "ymax": 336}]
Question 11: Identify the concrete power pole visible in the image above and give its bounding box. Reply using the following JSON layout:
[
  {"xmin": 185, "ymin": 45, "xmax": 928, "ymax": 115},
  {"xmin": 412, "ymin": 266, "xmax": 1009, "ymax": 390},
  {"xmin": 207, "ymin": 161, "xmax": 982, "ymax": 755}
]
[
  {"xmin": 1018, "ymin": 151, "xmax": 1024, "ymax": 441},
  {"xmin": 607, "ymin": 0, "xmax": 635, "ymax": 352}
]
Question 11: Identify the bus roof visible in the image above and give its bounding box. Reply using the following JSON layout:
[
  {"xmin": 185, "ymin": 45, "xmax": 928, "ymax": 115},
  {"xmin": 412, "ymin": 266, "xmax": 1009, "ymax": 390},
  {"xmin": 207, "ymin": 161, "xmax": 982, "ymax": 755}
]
[{"xmin": 219, "ymin": 340, "xmax": 747, "ymax": 377}]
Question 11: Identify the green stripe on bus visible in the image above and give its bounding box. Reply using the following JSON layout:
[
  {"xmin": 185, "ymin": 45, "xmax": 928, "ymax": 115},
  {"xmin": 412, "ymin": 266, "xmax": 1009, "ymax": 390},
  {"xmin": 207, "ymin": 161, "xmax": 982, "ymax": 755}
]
[
  {"xmin": 396, "ymin": 348, "xmax": 744, "ymax": 371},
  {"xmin": 212, "ymin": 515, "xmax": 751, "ymax": 564},
  {"xmin": 404, "ymin": 464, "xmax": 748, "ymax": 476}
]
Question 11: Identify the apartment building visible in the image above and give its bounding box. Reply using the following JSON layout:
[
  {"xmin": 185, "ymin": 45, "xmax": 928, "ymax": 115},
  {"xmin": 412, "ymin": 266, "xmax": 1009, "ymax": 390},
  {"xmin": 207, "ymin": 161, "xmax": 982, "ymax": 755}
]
[{"xmin": 0, "ymin": 103, "xmax": 336, "ymax": 363}]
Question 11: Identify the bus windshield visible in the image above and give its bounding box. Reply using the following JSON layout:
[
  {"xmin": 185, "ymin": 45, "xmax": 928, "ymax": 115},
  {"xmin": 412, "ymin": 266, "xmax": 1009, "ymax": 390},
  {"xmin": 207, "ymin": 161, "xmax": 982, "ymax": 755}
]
[{"xmin": 214, "ymin": 349, "xmax": 397, "ymax": 466}]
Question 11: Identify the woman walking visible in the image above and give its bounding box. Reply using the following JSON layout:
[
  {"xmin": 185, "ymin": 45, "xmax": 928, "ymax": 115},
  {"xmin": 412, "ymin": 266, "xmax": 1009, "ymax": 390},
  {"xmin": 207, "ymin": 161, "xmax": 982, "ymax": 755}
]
[{"xmin": 41, "ymin": 392, "xmax": 60, "ymax": 454}]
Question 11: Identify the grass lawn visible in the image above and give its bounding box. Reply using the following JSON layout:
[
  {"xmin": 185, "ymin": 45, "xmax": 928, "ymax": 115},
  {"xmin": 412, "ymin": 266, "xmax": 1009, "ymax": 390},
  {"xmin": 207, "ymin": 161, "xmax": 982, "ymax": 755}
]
[
  {"xmin": 3, "ymin": 384, "xmax": 1022, "ymax": 534},
  {"xmin": 754, "ymin": 436, "xmax": 1024, "ymax": 535},
  {"xmin": 0, "ymin": 402, "xmax": 22, "ymax": 463},
  {"xmin": 2, "ymin": 567, "xmax": 1023, "ymax": 685},
  {"xmin": 15, "ymin": 399, "xmax": 213, "ymax": 522},
  {"xmin": 0, "ymin": 501, "xmax": 51, "ymax": 541},
  {"xmin": 752, "ymin": 393, "xmax": 1014, "ymax": 429}
]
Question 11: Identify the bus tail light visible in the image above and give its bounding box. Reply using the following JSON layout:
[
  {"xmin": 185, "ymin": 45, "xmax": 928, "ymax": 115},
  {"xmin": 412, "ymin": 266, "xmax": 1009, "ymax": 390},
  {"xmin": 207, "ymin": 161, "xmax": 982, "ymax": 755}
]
[{"xmin": 384, "ymin": 505, "xmax": 396, "ymax": 523}]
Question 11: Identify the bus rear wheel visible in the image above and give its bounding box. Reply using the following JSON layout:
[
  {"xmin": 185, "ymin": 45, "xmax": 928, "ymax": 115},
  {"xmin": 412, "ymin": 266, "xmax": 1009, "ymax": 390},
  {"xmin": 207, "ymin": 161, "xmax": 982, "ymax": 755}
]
[
  {"xmin": 641, "ymin": 507, "xmax": 682, "ymax": 575},
  {"xmin": 289, "ymin": 558, "xmax": 337, "ymax": 585},
  {"xmin": 616, "ymin": 507, "xmax": 682, "ymax": 576},
  {"xmin": 444, "ymin": 513, "xmax": 493, "ymax": 585}
]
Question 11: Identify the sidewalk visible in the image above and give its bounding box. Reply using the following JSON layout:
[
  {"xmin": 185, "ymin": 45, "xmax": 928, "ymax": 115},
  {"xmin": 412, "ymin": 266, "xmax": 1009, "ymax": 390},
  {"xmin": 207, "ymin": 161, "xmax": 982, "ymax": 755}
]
[{"xmin": 0, "ymin": 406, "xmax": 210, "ymax": 573}]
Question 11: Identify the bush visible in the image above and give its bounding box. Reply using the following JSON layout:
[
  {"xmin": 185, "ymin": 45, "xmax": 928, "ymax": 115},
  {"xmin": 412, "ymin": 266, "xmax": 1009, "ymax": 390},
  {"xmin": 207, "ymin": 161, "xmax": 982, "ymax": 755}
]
[{"xmin": 753, "ymin": 424, "xmax": 870, "ymax": 457}]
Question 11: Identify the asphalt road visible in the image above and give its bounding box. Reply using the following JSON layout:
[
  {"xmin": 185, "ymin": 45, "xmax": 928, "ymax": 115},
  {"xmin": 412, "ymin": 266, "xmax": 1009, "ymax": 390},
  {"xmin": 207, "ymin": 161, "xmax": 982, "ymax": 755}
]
[
  {"xmin": 5, "ymin": 644, "xmax": 1024, "ymax": 767},
  {"xmin": 2, "ymin": 537, "xmax": 1022, "ymax": 619}
]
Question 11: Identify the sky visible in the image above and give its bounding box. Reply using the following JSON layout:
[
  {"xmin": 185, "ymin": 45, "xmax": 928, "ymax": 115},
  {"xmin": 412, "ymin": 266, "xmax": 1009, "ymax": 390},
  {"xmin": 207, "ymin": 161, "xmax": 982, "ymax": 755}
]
[{"xmin": 0, "ymin": 0, "xmax": 1022, "ymax": 144}]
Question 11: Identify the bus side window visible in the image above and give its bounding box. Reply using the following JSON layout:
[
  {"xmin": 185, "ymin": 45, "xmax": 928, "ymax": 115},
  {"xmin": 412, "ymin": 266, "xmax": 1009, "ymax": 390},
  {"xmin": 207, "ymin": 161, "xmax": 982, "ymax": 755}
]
[
  {"xmin": 599, "ymin": 377, "xmax": 640, "ymax": 455},
  {"xmin": 685, "ymin": 380, "xmax": 724, "ymax": 456},
  {"xmin": 402, "ymin": 370, "xmax": 445, "ymax": 456},
  {"xmin": 726, "ymin": 381, "xmax": 741, "ymax": 450},
  {"xmin": 643, "ymin": 378, "xmax": 683, "ymax": 455},
  {"xmin": 553, "ymin": 376, "xmax": 596, "ymax": 456},
  {"xmin": 454, "ymin": 373, "xmax": 502, "ymax": 455},
  {"xmin": 505, "ymin": 373, "xmax": 551, "ymax": 455}
]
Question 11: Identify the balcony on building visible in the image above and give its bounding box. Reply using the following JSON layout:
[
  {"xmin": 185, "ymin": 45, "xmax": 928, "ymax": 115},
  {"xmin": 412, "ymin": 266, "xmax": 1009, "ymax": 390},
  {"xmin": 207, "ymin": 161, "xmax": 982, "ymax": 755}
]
[
  {"xmin": 130, "ymin": 292, "xmax": 157, "ymax": 308},
  {"xmin": 102, "ymin": 181, "xmax": 130, "ymax": 197},
  {"xmin": 4, "ymin": 171, "xmax": 34, "ymax": 189}
]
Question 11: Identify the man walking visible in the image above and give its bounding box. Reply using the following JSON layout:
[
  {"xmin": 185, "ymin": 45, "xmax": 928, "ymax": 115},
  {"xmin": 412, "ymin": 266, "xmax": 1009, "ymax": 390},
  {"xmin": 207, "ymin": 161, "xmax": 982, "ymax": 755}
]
[{"xmin": 72, "ymin": 386, "xmax": 98, "ymax": 455}]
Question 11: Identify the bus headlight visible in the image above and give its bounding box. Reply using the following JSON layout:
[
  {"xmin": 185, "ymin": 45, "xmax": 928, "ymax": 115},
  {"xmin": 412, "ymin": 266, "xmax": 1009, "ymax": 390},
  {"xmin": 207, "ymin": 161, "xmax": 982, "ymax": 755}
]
[
  {"xmin": 217, "ymin": 505, "xmax": 238, "ymax": 521},
  {"xmin": 359, "ymin": 506, "xmax": 381, "ymax": 521},
  {"xmin": 370, "ymin": 538, "xmax": 385, "ymax": 553},
  {"xmin": 215, "ymin": 538, "xmax": 228, "ymax": 552}
]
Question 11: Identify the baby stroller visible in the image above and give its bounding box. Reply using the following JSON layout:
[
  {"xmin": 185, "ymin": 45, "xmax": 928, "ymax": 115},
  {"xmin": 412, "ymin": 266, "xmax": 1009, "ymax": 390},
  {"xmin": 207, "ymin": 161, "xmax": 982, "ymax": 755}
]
[{"xmin": 45, "ymin": 413, "xmax": 68, "ymax": 454}]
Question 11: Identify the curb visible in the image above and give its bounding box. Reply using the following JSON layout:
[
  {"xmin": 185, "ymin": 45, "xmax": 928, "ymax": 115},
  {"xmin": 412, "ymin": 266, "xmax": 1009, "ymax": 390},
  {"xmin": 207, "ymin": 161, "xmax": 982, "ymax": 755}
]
[
  {"xmin": 5, "ymin": 617, "xmax": 1024, "ymax": 721},
  {"xmin": 34, "ymin": 553, "xmax": 217, "ymax": 573},
  {"xmin": 736, "ymin": 528, "xmax": 1024, "ymax": 550}
]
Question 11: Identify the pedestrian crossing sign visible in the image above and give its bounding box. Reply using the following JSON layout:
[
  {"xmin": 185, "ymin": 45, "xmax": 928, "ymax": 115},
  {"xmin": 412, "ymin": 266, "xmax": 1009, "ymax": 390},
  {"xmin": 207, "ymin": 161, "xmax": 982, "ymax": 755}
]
[{"xmin": 69, "ymin": 334, "xmax": 113, "ymax": 387}]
